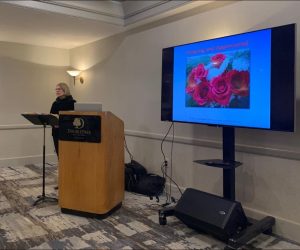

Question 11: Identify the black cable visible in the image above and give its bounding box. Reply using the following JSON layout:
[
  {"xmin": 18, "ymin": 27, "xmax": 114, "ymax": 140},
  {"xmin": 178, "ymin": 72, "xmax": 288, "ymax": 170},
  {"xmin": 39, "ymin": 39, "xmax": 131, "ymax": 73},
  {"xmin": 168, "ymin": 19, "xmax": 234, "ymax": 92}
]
[
  {"xmin": 160, "ymin": 122, "xmax": 183, "ymax": 205},
  {"xmin": 160, "ymin": 122, "xmax": 173, "ymax": 203},
  {"xmin": 160, "ymin": 124, "xmax": 171, "ymax": 203},
  {"xmin": 168, "ymin": 123, "xmax": 174, "ymax": 199},
  {"xmin": 168, "ymin": 124, "xmax": 183, "ymax": 197},
  {"xmin": 161, "ymin": 161, "xmax": 170, "ymax": 203},
  {"xmin": 163, "ymin": 170, "xmax": 183, "ymax": 196},
  {"xmin": 124, "ymin": 123, "xmax": 183, "ymax": 205},
  {"xmin": 124, "ymin": 136, "xmax": 133, "ymax": 161},
  {"xmin": 160, "ymin": 122, "xmax": 173, "ymax": 162}
]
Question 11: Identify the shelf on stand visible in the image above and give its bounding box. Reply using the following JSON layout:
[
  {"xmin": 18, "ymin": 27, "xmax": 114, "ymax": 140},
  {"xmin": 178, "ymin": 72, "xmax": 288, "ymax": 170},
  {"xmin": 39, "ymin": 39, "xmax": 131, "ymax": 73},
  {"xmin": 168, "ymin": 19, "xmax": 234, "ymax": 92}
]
[{"xmin": 194, "ymin": 159, "xmax": 242, "ymax": 169}]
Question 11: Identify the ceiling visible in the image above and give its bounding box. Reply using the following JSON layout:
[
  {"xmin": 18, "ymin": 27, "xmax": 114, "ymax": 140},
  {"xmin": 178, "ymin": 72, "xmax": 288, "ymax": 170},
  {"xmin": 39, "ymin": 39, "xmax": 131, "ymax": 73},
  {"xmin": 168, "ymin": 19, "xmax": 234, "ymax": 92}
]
[{"xmin": 0, "ymin": 0, "xmax": 213, "ymax": 49}]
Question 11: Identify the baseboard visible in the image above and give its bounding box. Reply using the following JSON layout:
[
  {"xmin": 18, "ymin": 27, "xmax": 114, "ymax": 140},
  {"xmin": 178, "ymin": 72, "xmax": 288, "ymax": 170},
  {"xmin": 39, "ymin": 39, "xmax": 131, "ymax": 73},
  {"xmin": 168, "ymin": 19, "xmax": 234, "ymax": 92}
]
[
  {"xmin": 243, "ymin": 206, "xmax": 300, "ymax": 244},
  {"xmin": 0, "ymin": 154, "xmax": 57, "ymax": 167}
]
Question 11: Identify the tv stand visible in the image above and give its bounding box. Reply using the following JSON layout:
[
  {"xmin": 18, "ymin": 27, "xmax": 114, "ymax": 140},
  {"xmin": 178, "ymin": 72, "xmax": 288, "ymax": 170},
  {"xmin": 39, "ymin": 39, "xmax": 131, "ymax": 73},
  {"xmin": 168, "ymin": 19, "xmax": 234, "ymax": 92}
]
[{"xmin": 158, "ymin": 127, "xmax": 275, "ymax": 249}]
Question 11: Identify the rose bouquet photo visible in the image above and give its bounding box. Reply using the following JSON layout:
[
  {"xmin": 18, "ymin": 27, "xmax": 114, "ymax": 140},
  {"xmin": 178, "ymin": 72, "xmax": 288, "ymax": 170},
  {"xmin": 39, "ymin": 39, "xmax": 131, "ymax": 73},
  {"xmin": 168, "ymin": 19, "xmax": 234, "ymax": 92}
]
[{"xmin": 185, "ymin": 49, "xmax": 250, "ymax": 108}]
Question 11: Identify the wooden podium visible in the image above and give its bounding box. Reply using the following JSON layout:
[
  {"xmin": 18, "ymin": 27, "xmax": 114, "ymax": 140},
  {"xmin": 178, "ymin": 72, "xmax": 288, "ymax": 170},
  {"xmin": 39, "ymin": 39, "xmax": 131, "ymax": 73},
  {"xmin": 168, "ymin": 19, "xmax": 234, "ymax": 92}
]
[{"xmin": 58, "ymin": 111, "xmax": 124, "ymax": 216}]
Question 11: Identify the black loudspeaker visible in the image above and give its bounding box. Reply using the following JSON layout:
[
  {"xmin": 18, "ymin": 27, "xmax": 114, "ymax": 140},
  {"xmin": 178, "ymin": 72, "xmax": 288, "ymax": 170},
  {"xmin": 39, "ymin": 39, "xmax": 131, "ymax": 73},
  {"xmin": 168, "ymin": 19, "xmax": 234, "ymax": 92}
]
[{"xmin": 174, "ymin": 188, "xmax": 248, "ymax": 241}]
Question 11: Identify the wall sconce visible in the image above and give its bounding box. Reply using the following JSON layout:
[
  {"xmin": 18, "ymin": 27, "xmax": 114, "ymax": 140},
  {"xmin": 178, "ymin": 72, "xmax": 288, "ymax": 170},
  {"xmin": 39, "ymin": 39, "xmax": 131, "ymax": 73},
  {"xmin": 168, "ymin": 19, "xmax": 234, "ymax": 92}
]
[{"xmin": 67, "ymin": 70, "xmax": 84, "ymax": 85}]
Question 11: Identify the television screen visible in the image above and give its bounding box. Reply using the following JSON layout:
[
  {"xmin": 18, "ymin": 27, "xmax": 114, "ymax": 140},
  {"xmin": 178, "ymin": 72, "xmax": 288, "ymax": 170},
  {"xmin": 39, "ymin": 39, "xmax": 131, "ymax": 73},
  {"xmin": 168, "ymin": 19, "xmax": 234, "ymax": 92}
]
[{"xmin": 161, "ymin": 24, "xmax": 295, "ymax": 132}]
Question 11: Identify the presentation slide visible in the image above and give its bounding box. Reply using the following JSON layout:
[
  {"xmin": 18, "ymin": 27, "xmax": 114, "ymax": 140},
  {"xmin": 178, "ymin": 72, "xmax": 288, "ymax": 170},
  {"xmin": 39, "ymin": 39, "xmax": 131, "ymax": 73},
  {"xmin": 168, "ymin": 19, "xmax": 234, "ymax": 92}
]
[{"xmin": 172, "ymin": 29, "xmax": 271, "ymax": 128}]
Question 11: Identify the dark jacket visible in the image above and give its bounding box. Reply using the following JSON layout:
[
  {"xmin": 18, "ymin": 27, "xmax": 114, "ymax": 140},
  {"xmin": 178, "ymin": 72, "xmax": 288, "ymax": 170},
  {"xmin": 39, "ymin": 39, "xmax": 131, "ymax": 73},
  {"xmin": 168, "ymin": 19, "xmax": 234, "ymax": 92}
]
[
  {"xmin": 50, "ymin": 95, "xmax": 76, "ymax": 136},
  {"xmin": 50, "ymin": 95, "xmax": 76, "ymax": 115}
]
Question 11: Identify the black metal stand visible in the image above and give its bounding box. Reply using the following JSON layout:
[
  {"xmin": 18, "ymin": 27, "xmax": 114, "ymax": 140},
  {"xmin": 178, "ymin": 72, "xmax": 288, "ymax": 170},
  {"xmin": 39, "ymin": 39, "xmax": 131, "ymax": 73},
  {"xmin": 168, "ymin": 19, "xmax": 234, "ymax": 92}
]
[
  {"xmin": 194, "ymin": 127, "xmax": 240, "ymax": 200},
  {"xmin": 222, "ymin": 127, "xmax": 236, "ymax": 200},
  {"xmin": 158, "ymin": 126, "xmax": 275, "ymax": 249},
  {"xmin": 226, "ymin": 216, "xmax": 275, "ymax": 249},
  {"xmin": 33, "ymin": 124, "xmax": 58, "ymax": 206}
]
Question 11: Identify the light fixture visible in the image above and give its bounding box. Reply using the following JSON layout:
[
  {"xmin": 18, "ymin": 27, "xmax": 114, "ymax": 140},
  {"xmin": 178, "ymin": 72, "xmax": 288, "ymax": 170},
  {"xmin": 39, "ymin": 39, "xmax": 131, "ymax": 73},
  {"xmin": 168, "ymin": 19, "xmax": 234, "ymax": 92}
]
[{"xmin": 67, "ymin": 69, "xmax": 84, "ymax": 85}]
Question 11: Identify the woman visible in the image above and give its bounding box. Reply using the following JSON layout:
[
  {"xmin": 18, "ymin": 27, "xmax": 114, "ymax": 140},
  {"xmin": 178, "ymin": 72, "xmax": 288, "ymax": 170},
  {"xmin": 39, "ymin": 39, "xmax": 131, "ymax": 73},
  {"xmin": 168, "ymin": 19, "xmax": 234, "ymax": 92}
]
[{"xmin": 50, "ymin": 82, "xmax": 76, "ymax": 157}]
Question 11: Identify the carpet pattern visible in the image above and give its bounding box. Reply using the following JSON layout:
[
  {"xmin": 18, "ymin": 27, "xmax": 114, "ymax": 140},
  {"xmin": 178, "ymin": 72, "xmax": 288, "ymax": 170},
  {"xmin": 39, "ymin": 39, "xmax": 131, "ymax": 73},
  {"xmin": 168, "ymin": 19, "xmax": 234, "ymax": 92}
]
[{"xmin": 0, "ymin": 164, "xmax": 299, "ymax": 249}]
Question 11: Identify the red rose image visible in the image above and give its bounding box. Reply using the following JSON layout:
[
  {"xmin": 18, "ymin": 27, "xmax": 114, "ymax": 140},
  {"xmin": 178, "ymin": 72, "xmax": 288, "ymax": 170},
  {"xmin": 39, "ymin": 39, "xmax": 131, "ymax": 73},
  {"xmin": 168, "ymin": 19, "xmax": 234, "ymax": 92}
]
[
  {"xmin": 211, "ymin": 53, "xmax": 226, "ymax": 68},
  {"xmin": 226, "ymin": 70, "xmax": 249, "ymax": 96},
  {"xmin": 188, "ymin": 64, "xmax": 208, "ymax": 83},
  {"xmin": 186, "ymin": 49, "xmax": 250, "ymax": 108},
  {"xmin": 192, "ymin": 80, "xmax": 212, "ymax": 106},
  {"xmin": 186, "ymin": 64, "xmax": 208, "ymax": 94},
  {"xmin": 210, "ymin": 74, "xmax": 232, "ymax": 106}
]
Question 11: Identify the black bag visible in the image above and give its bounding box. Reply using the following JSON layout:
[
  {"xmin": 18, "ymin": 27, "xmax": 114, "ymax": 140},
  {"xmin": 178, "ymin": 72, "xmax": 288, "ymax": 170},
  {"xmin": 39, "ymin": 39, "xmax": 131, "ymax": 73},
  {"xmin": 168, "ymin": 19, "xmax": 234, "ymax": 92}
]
[
  {"xmin": 125, "ymin": 160, "xmax": 147, "ymax": 191},
  {"xmin": 134, "ymin": 174, "xmax": 165, "ymax": 198},
  {"xmin": 125, "ymin": 160, "xmax": 165, "ymax": 200}
]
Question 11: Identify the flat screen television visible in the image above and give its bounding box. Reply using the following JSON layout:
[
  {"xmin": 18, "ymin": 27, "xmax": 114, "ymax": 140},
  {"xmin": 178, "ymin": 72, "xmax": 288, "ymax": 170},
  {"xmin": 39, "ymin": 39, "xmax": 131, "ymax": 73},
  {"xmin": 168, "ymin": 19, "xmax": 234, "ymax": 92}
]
[{"xmin": 161, "ymin": 24, "xmax": 295, "ymax": 132}]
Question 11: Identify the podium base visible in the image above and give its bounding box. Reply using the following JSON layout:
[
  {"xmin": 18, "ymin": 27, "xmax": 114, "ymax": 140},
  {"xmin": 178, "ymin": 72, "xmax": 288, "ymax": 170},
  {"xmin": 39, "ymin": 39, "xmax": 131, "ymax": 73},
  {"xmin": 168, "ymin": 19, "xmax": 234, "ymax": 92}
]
[
  {"xmin": 61, "ymin": 203, "xmax": 122, "ymax": 219},
  {"xmin": 33, "ymin": 195, "xmax": 58, "ymax": 206}
]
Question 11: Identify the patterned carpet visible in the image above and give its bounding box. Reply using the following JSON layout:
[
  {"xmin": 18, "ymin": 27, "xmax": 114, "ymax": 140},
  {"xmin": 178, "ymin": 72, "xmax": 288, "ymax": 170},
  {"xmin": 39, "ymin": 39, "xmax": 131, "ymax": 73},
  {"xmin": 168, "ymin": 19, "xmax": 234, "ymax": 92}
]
[{"xmin": 0, "ymin": 164, "xmax": 299, "ymax": 249}]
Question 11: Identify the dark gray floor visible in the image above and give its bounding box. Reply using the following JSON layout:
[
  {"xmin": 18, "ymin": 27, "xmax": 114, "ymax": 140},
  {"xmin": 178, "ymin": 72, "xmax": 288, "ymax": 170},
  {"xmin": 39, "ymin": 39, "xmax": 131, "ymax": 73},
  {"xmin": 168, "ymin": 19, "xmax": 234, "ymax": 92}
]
[{"xmin": 0, "ymin": 164, "xmax": 299, "ymax": 249}]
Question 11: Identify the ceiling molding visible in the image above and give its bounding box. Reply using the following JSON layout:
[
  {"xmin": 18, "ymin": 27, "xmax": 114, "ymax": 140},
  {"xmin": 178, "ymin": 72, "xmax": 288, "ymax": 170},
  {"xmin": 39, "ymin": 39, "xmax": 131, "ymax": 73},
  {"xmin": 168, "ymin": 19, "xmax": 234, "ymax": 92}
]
[
  {"xmin": 123, "ymin": 1, "xmax": 190, "ymax": 25},
  {"xmin": 42, "ymin": 0, "xmax": 124, "ymax": 19},
  {"xmin": 2, "ymin": 0, "xmax": 194, "ymax": 27},
  {"xmin": 0, "ymin": 0, "xmax": 215, "ymax": 49},
  {"xmin": 2, "ymin": 0, "xmax": 124, "ymax": 25}
]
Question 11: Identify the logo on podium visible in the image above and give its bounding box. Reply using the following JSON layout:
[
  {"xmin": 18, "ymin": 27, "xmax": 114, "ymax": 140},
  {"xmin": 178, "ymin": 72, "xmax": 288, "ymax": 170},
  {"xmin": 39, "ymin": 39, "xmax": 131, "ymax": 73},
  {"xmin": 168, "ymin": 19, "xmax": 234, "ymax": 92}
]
[
  {"xmin": 73, "ymin": 118, "xmax": 85, "ymax": 129},
  {"xmin": 59, "ymin": 115, "xmax": 101, "ymax": 143}
]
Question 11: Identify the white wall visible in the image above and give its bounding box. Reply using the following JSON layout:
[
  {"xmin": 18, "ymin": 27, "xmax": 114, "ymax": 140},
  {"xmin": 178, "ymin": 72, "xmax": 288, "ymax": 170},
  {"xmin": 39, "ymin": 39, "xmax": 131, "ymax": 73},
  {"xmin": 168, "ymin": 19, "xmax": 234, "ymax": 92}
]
[
  {"xmin": 69, "ymin": 1, "xmax": 300, "ymax": 241},
  {"xmin": 0, "ymin": 42, "xmax": 71, "ymax": 166}
]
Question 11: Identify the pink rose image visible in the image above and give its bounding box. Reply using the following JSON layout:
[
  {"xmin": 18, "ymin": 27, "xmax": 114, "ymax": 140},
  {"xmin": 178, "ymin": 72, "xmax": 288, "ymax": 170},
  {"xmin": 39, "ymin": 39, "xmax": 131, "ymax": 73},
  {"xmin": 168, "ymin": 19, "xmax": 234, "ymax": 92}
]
[
  {"xmin": 210, "ymin": 74, "xmax": 232, "ymax": 106},
  {"xmin": 186, "ymin": 64, "xmax": 208, "ymax": 94},
  {"xmin": 188, "ymin": 64, "xmax": 208, "ymax": 83},
  {"xmin": 226, "ymin": 70, "xmax": 249, "ymax": 96},
  {"xmin": 192, "ymin": 80, "xmax": 212, "ymax": 106},
  {"xmin": 211, "ymin": 53, "xmax": 226, "ymax": 68},
  {"xmin": 186, "ymin": 49, "xmax": 250, "ymax": 108}
]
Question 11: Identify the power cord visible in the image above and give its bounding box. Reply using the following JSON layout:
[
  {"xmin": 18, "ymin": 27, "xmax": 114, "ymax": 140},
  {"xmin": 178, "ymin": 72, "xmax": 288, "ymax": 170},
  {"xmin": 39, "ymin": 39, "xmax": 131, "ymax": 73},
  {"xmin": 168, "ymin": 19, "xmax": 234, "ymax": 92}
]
[
  {"xmin": 160, "ymin": 122, "xmax": 183, "ymax": 206},
  {"xmin": 124, "ymin": 136, "xmax": 133, "ymax": 162},
  {"xmin": 124, "ymin": 127, "xmax": 183, "ymax": 206}
]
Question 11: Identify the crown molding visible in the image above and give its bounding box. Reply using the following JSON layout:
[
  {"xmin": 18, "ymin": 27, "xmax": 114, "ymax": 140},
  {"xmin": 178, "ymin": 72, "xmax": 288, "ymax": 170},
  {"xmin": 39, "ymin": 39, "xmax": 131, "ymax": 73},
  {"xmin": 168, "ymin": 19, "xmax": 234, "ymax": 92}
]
[
  {"xmin": 2, "ymin": 0, "xmax": 125, "ymax": 25},
  {"xmin": 122, "ymin": 0, "xmax": 190, "ymax": 26},
  {"xmin": 0, "ymin": 0, "xmax": 214, "ymax": 48},
  {"xmin": 2, "ymin": 0, "xmax": 200, "ymax": 27}
]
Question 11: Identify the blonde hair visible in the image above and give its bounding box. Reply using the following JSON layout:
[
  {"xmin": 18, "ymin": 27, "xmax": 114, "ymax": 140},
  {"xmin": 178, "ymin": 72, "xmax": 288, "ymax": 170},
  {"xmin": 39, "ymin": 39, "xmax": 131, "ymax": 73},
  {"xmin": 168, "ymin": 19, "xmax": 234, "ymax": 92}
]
[{"xmin": 57, "ymin": 82, "xmax": 71, "ymax": 96}]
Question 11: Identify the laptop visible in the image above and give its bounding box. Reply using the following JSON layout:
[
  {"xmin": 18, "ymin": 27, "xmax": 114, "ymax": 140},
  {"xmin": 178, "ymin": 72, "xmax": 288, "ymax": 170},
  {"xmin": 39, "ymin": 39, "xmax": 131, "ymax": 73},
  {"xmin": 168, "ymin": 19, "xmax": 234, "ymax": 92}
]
[{"xmin": 74, "ymin": 102, "xmax": 102, "ymax": 112}]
